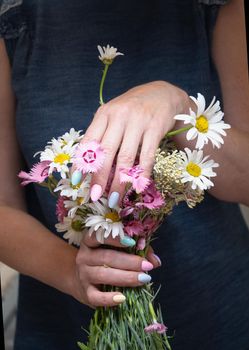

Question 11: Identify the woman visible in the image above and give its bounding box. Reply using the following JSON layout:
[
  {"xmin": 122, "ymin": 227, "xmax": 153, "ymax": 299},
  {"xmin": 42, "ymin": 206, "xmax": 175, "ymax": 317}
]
[{"xmin": 0, "ymin": 0, "xmax": 249, "ymax": 349}]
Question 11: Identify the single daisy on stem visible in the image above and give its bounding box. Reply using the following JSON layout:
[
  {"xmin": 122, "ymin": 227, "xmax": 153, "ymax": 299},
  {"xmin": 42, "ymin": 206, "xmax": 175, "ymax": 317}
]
[
  {"xmin": 174, "ymin": 93, "xmax": 231, "ymax": 149},
  {"xmin": 97, "ymin": 44, "xmax": 124, "ymax": 105}
]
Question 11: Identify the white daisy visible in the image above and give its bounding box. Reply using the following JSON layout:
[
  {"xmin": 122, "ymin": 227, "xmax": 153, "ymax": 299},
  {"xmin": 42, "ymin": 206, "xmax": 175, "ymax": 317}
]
[
  {"xmin": 54, "ymin": 173, "xmax": 91, "ymax": 201},
  {"xmin": 40, "ymin": 139, "xmax": 76, "ymax": 178},
  {"xmin": 174, "ymin": 93, "xmax": 231, "ymax": 149},
  {"xmin": 64, "ymin": 197, "xmax": 87, "ymax": 218},
  {"xmin": 180, "ymin": 148, "xmax": 219, "ymax": 191},
  {"xmin": 55, "ymin": 215, "xmax": 85, "ymax": 246},
  {"xmin": 97, "ymin": 44, "xmax": 124, "ymax": 64},
  {"xmin": 58, "ymin": 128, "xmax": 83, "ymax": 145},
  {"xmin": 85, "ymin": 198, "xmax": 125, "ymax": 243}
]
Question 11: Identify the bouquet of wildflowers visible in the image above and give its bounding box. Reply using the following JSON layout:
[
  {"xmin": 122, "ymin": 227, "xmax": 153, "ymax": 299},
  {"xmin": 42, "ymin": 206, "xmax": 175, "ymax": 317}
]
[{"xmin": 19, "ymin": 45, "xmax": 230, "ymax": 350}]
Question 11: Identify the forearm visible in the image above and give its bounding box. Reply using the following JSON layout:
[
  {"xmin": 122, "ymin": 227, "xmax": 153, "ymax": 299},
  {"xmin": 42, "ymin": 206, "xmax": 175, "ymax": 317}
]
[{"xmin": 0, "ymin": 205, "xmax": 78, "ymax": 298}]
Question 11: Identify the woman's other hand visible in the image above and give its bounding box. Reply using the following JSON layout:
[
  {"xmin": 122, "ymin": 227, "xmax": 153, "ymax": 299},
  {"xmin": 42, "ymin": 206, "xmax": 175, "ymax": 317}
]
[{"xmin": 73, "ymin": 233, "xmax": 161, "ymax": 308}]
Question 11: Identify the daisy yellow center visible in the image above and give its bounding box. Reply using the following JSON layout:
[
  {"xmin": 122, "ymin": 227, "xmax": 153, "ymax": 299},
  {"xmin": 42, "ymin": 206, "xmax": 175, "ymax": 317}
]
[
  {"xmin": 71, "ymin": 220, "xmax": 83, "ymax": 231},
  {"xmin": 72, "ymin": 184, "xmax": 80, "ymax": 190},
  {"xmin": 54, "ymin": 153, "xmax": 70, "ymax": 164},
  {"xmin": 105, "ymin": 211, "xmax": 120, "ymax": 222},
  {"xmin": 186, "ymin": 162, "xmax": 201, "ymax": 177},
  {"xmin": 195, "ymin": 115, "xmax": 209, "ymax": 133},
  {"xmin": 77, "ymin": 197, "xmax": 84, "ymax": 205}
]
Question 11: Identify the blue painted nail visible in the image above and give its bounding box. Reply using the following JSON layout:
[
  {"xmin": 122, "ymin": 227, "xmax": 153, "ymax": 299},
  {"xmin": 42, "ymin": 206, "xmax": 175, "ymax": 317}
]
[
  {"xmin": 120, "ymin": 236, "xmax": 136, "ymax": 247},
  {"xmin": 71, "ymin": 170, "xmax": 82, "ymax": 186},
  {"xmin": 138, "ymin": 273, "xmax": 152, "ymax": 284},
  {"xmin": 108, "ymin": 192, "xmax": 120, "ymax": 208}
]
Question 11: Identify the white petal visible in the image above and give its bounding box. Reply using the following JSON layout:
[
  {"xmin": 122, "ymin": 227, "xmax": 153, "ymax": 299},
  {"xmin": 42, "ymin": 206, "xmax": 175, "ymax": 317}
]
[{"xmin": 186, "ymin": 127, "xmax": 198, "ymax": 141}]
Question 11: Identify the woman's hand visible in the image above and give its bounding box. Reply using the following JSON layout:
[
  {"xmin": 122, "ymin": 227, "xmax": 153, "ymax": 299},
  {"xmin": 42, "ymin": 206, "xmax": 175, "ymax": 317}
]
[
  {"xmin": 73, "ymin": 234, "xmax": 161, "ymax": 308},
  {"xmin": 81, "ymin": 81, "xmax": 190, "ymax": 204}
]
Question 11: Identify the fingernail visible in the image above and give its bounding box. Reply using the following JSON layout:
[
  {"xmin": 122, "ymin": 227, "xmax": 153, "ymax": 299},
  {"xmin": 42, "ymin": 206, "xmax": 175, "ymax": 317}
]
[
  {"xmin": 141, "ymin": 260, "xmax": 154, "ymax": 272},
  {"xmin": 90, "ymin": 184, "xmax": 102, "ymax": 202},
  {"xmin": 113, "ymin": 294, "xmax": 126, "ymax": 303},
  {"xmin": 120, "ymin": 236, "xmax": 136, "ymax": 247},
  {"xmin": 138, "ymin": 273, "xmax": 152, "ymax": 284},
  {"xmin": 108, "ymin": 192, "xmax": 120, "ymax": 209},
  {"xmin": 71, "ymin": 170, "xmax": 82, "ymax": 186},
  {"xmin": 152, "ymin": 254, "xmax": 162, "ymax": 266}
]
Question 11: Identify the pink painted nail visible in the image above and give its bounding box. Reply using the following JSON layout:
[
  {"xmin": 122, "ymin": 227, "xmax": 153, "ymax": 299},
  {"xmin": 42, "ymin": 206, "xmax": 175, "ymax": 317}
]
[
  {"xmin": 141, "ymin": 260, "xmax": 154, "ymax": 272},
  {"xmin": 90, "ymin": 184, "xmax": 102, "ymax": 202},
  {"xmin": 152, "ymin": 254, "xmax": 162, "ymax": 266}
]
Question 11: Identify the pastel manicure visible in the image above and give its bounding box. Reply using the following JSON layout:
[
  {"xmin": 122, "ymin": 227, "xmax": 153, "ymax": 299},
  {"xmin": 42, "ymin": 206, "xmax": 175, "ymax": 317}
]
[
  {"xmin": 90, "ymin": 184, "xmax": 102, "ymax": 202},
  {"xmin": 138, "ymin": 273, "xmax": 152, "ymax": 284},
  {"xmin": 152, "ymin": 254, "xmax": 162, "ymax": 266},
  {"xmin": 120, "ymin": 236, "xmax": 136, "ymax": 247},
  {"xmin": 71, "ymin": 170, "xmax": 82, "ymax": 186},
  {"xmin": 113, "ymin": 294, "xmax": 126, "ymax": 303},
  {"xmin": 141, "ymin": 260, "xmax": 154, "ymax": 272},
  {"xmin": 108, "ymin": 192, "xmax": 120, "ymax": 209}
]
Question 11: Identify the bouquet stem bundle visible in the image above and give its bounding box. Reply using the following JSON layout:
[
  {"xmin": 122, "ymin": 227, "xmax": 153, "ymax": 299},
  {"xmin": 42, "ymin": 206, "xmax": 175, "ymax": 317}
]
[{"xmin": 78, "ymin": 284, "xmax": 171, "ymax": 350}]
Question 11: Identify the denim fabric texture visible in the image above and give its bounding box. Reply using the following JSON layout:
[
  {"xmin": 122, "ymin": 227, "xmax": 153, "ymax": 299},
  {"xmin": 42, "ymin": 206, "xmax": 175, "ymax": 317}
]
[{"xmin": 1, "ymin": 1, "xmax": 249, "ymax": 349}]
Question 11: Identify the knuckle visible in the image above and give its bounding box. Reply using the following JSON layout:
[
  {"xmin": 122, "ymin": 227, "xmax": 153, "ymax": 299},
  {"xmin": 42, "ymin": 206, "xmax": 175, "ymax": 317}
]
[
  {"xmin": 86, "ymin": 289, "xmax": 95, "ymax": 305},
  {"xmin": 118, "ymin": 152, "xmax": 134, "ymax": 165},
  {"xmin": 102, "ymin": 141, "xmax": 117, "ymax": 156},
  {"xmin": 126, "ymin": 272, "xmax": 136, "ymax": 285},
  {"xmin": 101, "ymin": 249, "xmax": 113, "ymax": 265},
  {"xmin": 75, "ymin": 249, "xmax": 85, "ymax": 266},
  {"xmin": 99, "ymin": 294, "xmax": 109, "ymax": 306},
  {"xmin": 140, "ymin": 152, "xmax": 155, "ymax": 169},
  {"xmin": 96, "ymin": 104, "xmax": 109, "ymax": 116},
  {"xmin": 95, "ymin": 267, "xmax": 106, "ymax": 284},
  {"xmin": 118, "ymin": 103, "xmax": 132, "ymax": 116}
]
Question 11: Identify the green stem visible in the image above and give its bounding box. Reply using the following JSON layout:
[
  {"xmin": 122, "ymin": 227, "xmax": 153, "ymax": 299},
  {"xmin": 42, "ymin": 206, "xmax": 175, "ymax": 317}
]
[
  {"xmin": 99, "ymin": 64, "xmax": 109, "ymax": 105},
  {"xmin": 148, "ymin": 301, "xmax": 157, "ymax": 321},
  {"xmin": 165, "ymin": 125, "xmax": 192, "ymax": 138}
]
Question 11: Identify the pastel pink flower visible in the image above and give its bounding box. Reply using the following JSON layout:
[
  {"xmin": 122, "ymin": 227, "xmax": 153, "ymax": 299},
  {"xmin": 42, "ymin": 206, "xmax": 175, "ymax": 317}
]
[
  {"xmin": 119, "ymin": 165, "xmax": 150, "ymax": 193},
  {"xmin": 136, "ymin": 237, "xmax": 146, "ymax": 250},
  {"xmin": 18, "ymin": 161, "xmax": 50, "ymax": 186},
  {"xmin": 124, "ymin": 220, "xmax": 144, "ymax": 237},
  {"xmin": 56, "ymin": 196, "xmax": 68, "ymax": 223},
  {"xmin": 73, "ymin": 141, "xmax": 105, "ymax": 173},
  {"xmin": 144, "ymin": 322, "xmax": 167, "ymax": 334},
  {"xmin": 142, "ymin": 217, "xmax": 160, "ymax": 235},
  {"xmin": 136, "ymin": 182, "xmax": 165, "ymax": 209}
]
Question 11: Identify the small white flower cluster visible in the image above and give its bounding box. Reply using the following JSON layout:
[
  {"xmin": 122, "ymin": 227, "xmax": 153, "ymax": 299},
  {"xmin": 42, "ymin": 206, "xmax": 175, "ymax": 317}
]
[
  {"xmin": 38, "ymin": 128, "xmax": 83, "ymax": 178},
  {"xmin": 174, "ymin": 93, "xmax": 231, "ymax": 191},
  {"xmin": 34, "ymin": 128, "xmax": 124, "ymax": 246}
]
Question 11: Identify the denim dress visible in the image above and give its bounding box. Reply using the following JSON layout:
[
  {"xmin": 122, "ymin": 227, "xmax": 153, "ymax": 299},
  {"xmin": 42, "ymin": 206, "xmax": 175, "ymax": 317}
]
[{"xmin": 1, "ymin": 1, "xmax": 249, "ymax": 349}]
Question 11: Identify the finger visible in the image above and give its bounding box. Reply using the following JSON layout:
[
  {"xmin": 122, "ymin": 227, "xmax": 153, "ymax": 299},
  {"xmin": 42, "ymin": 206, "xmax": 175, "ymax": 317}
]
[
  {"xmin": 139, "ymin": 128, "xmax": 162, "ymax": 178},
  {"xmin": 108, "ymin": 121, "xmax": 144, "ymax": 200},
  {"xmin": 82, "ymin": 107, "xmax": 108, "ymax": 144},
  {"xmin": 82, "ymin": 230, "xmax": 136, "ymax": 249},
  {"xmin": 71, "ymin": 110, "xmax": 108, "ymax": 183},
  {"xmin": 88, "ymin": 266, "xmax": 152, "ymax": 287},
  {"xmin": 90, "ymin": 120, "xmax": 125, "ymax": 201},
  {"xmin": 146, "ymin": 246, "xmax": 162, "ymax": 268},
  {"xmin": 87, "ymin": 248, "xmax": 154, "ymax": 272},
  {"xmin": 86, "ymin": 285, "xmax": 126, "ymax": 307}
]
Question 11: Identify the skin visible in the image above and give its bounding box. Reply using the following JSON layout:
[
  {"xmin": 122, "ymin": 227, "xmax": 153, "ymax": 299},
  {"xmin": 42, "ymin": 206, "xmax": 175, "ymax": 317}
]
[{"xmin": 0, "ymin": 0, "xmax": 248, "ymax": 308}]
